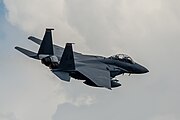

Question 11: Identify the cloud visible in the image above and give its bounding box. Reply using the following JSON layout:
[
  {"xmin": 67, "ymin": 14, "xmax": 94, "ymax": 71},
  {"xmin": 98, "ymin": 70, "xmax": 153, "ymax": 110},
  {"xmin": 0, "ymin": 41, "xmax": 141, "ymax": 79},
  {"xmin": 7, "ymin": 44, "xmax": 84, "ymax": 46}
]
[
  {"xmin": 3, "ymin": 0, "xmax": 64, "ymax": 31},
  {"xmin": 1, "ymin": 2, "xmax": 96, "ymax": 120},
  {"xmin": 0, "ymin": 113, "xmax": 18, "ymax": 120},
  {"xmin": 68, "ymin": 95, "xmax": 96, "ymax": 106},
  {"xmin": 52, "ymin": 103, "xmax": 98, "ymax": 120},
  {"xmin": 4, "ymin": 0, "xmax": 180, "ymax": 55},
  {"xmin": 148, "ymin": 114, "xmax": 179, "ymax": 120},
  {"xmin": 1, "ymin": 0, "xmax": 180, "ymax": 120},
  {"xmin": 3, "ymin": 0, "xmax": 88, "ymax": 52}
]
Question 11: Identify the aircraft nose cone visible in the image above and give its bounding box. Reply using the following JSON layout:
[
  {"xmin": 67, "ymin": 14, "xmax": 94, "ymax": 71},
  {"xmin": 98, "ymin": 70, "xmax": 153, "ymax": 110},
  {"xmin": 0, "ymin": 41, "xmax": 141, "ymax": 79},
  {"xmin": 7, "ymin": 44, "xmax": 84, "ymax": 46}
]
[
  {"xmin": 135, "ymin": 63, "xmax": 149, "ymax": 74},
  {"xmin": 144, "ymin": 67, "xmax": 149, "ymax": 73},
  {"xmin": 141, "ymin": 66, "xmax": 149, "ymax": 73}
]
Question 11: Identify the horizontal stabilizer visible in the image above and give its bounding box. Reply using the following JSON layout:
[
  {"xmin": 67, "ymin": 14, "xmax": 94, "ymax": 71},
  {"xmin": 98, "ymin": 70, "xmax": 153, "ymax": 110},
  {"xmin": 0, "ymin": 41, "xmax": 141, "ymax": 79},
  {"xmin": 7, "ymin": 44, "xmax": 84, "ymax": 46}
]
[
  {"xmin": 28, "ymin": 36, "xmax": 42, "ymax": 45},
  {"xmin": 15, "ymin": 46, "xmax": 38, "ymax": 59},
  {"xmin": 52, "ymin": 70, "xmax": 70, "ymax": 82}
]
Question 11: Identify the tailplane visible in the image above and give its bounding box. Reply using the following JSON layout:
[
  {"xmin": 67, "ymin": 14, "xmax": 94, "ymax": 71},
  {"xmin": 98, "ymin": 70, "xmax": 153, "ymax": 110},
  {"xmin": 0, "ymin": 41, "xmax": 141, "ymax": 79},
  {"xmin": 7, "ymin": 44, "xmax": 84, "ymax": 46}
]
[{"xmin": 15, "ymin": 46, "xmax": 38, "ymax": 59}]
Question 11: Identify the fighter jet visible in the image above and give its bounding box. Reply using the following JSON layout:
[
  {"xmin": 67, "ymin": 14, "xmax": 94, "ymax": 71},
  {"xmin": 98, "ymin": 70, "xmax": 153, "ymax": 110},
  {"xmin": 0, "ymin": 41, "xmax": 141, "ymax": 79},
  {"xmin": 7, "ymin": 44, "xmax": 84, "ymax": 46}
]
[{"xmin": 15, "ymin": 28, "xmax": 149, "ymax": 89}]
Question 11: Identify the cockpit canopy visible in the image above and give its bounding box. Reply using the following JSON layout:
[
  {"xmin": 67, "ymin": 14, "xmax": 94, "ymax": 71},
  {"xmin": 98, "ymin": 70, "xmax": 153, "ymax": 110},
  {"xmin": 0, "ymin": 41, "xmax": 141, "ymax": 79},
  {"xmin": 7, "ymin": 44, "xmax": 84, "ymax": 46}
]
[{"xmin": 108, "ymin": 54, "xmax": 135, "ymax": 64}]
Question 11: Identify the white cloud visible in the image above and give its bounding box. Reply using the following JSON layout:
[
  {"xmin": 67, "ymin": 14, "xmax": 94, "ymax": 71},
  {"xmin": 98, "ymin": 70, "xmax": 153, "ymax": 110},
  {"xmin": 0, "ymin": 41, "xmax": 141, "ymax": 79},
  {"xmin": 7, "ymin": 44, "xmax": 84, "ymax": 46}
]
[
  {"xmin": 4, "ymin": 0, "xmax": 65, "ymax": 31},
  {"xmin": 3, "ymin": 0, "xmax": 88, "ymax": 52},
  {"xmin": 0, "ymin": 55, "xmax": 96, "ymax": 120},
  {"xmin": 0, "ymin": 7, "xmax": 95, "ymax": 120},
  {"xmin": 1, "ymin": 0, "xmax": 180, "ymax": 120},
  {"xmin": 69, "ymin": 95, "xmax": 96, "ymax": 106},
  {"xmin": 0, "ymin": 112, "xmax": 18, "ymax": 120}
]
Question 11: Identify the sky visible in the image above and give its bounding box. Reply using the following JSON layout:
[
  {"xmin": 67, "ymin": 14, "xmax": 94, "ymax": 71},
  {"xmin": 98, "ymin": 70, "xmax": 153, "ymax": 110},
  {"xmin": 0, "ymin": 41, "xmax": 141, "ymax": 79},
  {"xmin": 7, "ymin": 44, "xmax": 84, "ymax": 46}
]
[{"xmin": 0, "ymin": 0, "xmax": 180, "ymax": 120}]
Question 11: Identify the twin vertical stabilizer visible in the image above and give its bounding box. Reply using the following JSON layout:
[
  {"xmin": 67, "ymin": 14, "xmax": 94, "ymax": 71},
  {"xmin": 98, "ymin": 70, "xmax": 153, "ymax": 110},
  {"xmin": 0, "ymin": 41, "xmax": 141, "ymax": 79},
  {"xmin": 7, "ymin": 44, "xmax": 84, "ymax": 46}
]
[
  {"xmin": 59, "ymin": 43, "xmax": 75, "ymax": 71},
  {"xmin": 15, "ymin": 28, "xmax": 75, "ymax": 72},
  {"xmin": 38, "ymin": 28, "xmax": 54, "ymax": 56}
]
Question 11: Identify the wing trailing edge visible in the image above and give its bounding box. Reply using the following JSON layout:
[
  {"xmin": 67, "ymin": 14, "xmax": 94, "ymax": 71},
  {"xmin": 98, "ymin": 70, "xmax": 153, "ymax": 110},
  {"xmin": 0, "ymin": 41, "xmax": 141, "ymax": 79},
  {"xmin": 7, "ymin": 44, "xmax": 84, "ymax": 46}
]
[
  {"xmin": 52, "ymin": 70, "xmax": 70, "ymax": 82},
  {"xmin": 77, "ymin": 66, "xmax": 112, "ymax": 89}
]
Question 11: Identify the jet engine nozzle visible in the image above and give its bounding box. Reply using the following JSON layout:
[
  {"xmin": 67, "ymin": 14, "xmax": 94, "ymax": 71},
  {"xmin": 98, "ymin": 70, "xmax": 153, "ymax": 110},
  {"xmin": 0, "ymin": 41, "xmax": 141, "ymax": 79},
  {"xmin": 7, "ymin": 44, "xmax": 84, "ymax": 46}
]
[{"xmin": 41, "ymin": 55, "xmax": 59, "ymax": 69}]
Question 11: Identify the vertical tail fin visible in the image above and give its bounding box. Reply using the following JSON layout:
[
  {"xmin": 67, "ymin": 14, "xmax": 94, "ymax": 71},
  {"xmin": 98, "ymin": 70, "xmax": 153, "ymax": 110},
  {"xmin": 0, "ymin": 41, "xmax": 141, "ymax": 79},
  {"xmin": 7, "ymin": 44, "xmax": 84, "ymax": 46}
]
[
  {"xmin": 38, "ymin": 28, "xmax": 54, "ymax": 55},
  {"xmin": 59, "ymin": 43, "xmax": 75, "ymax": 71}
]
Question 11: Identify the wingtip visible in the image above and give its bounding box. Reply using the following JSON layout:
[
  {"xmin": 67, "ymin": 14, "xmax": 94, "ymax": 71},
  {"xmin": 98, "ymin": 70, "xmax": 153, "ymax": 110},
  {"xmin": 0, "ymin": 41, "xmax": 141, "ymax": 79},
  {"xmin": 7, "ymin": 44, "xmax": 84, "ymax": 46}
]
[
  {"xmin": 106, "ymin": 87, "xmax": 112, "ymax": 90},
  {"xmin": 28, "ymin": 36, "xmax": 33, "ymax": 40},
  {"xmin": 15, "ymin": 46, "xmax": 19, "ymax": 50}
]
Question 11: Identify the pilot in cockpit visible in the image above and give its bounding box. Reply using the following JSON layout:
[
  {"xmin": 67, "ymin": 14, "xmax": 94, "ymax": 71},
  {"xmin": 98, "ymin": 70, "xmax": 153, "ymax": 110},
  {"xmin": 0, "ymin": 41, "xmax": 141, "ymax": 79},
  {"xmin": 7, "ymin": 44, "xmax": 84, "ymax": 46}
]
[{"xmin": 109, "ymin": 54, "xmax": 135, "ymax": 64}]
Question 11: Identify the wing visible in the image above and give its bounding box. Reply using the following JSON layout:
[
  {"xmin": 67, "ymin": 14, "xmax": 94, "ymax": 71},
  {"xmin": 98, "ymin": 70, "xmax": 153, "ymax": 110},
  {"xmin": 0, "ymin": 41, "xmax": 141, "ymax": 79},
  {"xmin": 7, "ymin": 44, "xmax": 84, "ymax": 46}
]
[{"xmin": 77, "ymin": 66, "xmax": 111, "ymax": 89}]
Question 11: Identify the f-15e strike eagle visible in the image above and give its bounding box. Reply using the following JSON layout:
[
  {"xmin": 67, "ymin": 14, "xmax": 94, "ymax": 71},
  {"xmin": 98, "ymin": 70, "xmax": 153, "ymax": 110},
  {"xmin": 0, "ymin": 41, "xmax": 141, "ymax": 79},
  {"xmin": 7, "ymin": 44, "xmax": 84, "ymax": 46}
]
[{"xmin": 15, "ymin": 28, "xmax": 149, "ymax": 89}]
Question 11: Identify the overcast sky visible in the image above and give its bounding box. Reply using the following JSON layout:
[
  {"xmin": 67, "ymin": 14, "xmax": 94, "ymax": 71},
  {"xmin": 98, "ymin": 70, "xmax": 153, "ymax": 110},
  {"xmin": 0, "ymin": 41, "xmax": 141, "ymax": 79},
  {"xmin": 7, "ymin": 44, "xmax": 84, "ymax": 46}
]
[{"xmin": 0, "ymin": 0, "xmax": 180, "ymax": 120}]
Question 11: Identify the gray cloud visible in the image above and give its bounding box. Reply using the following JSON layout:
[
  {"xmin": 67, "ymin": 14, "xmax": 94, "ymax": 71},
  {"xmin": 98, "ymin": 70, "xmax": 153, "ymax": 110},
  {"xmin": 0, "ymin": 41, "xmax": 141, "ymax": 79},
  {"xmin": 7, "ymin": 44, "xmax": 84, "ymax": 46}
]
[
  {"xmin": 0, "ymin": 112, "xmax": 18, "ymax": 120},
  {"xmin": 1, "ymin": 0, "xmax": 180, "ymax": 120}
]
